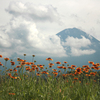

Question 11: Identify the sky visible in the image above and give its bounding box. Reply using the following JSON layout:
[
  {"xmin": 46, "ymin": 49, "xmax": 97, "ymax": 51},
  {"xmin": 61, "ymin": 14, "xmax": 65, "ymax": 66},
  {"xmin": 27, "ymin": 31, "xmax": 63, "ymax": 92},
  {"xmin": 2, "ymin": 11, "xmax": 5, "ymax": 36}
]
[{"xmin": 0, "ymin": 0, "xmax": 100, "ymax": 61}]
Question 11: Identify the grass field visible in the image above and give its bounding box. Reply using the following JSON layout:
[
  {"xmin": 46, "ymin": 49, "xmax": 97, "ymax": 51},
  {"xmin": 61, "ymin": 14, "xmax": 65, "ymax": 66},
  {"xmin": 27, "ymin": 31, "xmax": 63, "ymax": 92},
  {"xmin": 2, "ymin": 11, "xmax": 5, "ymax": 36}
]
[{"xmin": 0, "ymin": 54, "xmax": 100, "ymax": 100}]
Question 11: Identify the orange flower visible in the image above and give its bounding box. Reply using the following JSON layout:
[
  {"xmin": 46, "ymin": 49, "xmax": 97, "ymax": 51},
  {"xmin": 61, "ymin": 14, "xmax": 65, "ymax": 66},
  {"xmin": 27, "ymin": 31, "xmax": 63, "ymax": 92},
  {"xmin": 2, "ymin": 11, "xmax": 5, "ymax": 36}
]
[
  {"xmin": 94, "ymin": 72, "xmax": 97, "ymax": 74},
  {"xmin": 86, "ymin": 74, "xmax": 91, "ymax": 77},
  {"xmin": 8, "ymin": 73, "xmax": 12, "ymax": 77},
  {"xmin": 71, "ymin": 73, "xmax": 74, "ymax": 76},
  {"xmin": 48, "ymin": 63, "xmax": 54, "ymax": 66},
  {"xmin": 68, "ymin": 67, "xmax": 71, "ymax": 69},
  {"xmin": 0, "ymin": 63, "xmax": 3, "ymax": 66},
  {"xmin": 15, "ymin": 73, "xmax": 18, "ymax": 75},
  {"xmin": 83, "ymin": 68, "xmax": 89, "ymax": 73},
  {"xmin": 52, "ymin": 69, "xmax": 57, "ymax": 71},
  {"xmin": 36, "ymin": 73, "xmax": 41, "ymax": 76},
  {"xmin": 41, "ymin": 71, "xmax": 49, "ymax": 74},
  {"xmin": 53, "ymin": 72, "xmax": 58, "ymax": 75},
  {"xmin": 74, "ymin": 77, "xmax": 78, "ymax": 80},
  {"xmin": 23, "ymin": 60, "xmax": 26, "ymax": 62},
  {"xmin": 39, "ymin": 64, "xmax": 43, "ymax": 68},
  {"xmin": 46, "ymin": 57, "xmax": 53, "ymax": 61},
  {"xmin": 36, "ymin": 67, "xmax": 39, "ymax": 72},
  {"xmin": 63, "ymin": 67, "xmax": 67, "ymax": 69},
  {"xmin": 36, "ymin": 67, "xmax": 39, "ymax": 70},
  {"xmin": 20, "ymin": 61, "xmax": 26, "ymax": 66},
  {"xmin": 49, "ymin": 65, "xmax": 52, "ymax": 68},
  {"xmin": 35, "ymin": 67, "xmax": 39, "ymax": 71},
  {"xmin": 4, "ymin": 57, "xmax": 10, "ymax": 61},
  {"xmin": 13, "ymin": 68, "xmax": 17, "ymax": 72},
  {"xmin": 58, "ymin": 70, "xmax": 61, "ymax": 72},
  {"xmin": 10, "ymin": 76, "xmax": 17, "ymax": 79},
  {"xmin": 92, "ymin": 64, "xmax": 98, "ymax": 67},
  {"xmin": 66, "ymin": 80, "xmax": 68, "ymax": 82},
  {"xmin": 31, "ymin": 67, "xmax": 35, "ymax": 71},
  {"xmin": 91, "ymin": 66, "xmax": 95, "ymax": 69},
  {"xmin": 83, "ymin": 65, "xmax": 89, "ymax": 68},
  {"xmin": 0, "ymin": 55, "xmax": 2, "ymax": 58},
  {"xmin": 25, "ymin": 62, "xmax": 31, "ymax": 65},
  {"xmin": 70, "ymin": 67, "xmax": 75, "ymax": 70},
  {"xmin": 63, "ymin": 61, "xmax": 67, "ymax": 64},
  {"xmin": 31, "ymin": 65, "xmax": 37, "ymax": 67},
  {"xmin": 71, "ymin": 65, "xmax": 76, "ymax": 67},
  {"xmin": 26, "ymin": 67, "xmax": 31, "ymax": 71},
  {"xmin": 75, "ymin": 67, "xmax": 82, "ymax": 74},
  {"xmin": 55, "ymin": 61, "xmax": 61, "ymax": 64},
  {"xmin": 16, "ymin": 65, "xmax": 21, "ymax": 68},
  {"xmin": 74, "ymin": 72, "xmax": 78, "ymax": 75},
  {"xmin": 9, "ymin": 69, "xmax": 13, "ymax": 71},
  {"xmin": 62, "ymin": 74, "xmax": 66, "ymax": 77},
  {"xmin": 30, "ymin": 62, "xmax": 34, "ymax": 65},
  {"xmin": 88, "ymin": 61, "xmax": 94, "ymax": 64},
  {"xmin": 57, "ymin": 66, "xmax": 64, "ymax": 69},
  {"xmin": 29, "ymin": 69, "xmax": 32, "ymax": 72},
  {"xmin": 9, "ymin": 93, "xmax": 15, "ymax": 95},
  {"xmin": 18, "ymin": 59, "xmax": 24, "ymax": 62},
  {"xmin": 10, "ymin": 61, "xmax": 15, "ymax": 65},
  {"xmin": 96, "ymin": 63, "xmax": 100, "ymax": 66},
  {"xmin": 90, "ymin": 72, "xmax": 96, "ymax": 76},
  {"xmin": 94, "ymin": 67, "xmax": 99, "ymax": 70}
]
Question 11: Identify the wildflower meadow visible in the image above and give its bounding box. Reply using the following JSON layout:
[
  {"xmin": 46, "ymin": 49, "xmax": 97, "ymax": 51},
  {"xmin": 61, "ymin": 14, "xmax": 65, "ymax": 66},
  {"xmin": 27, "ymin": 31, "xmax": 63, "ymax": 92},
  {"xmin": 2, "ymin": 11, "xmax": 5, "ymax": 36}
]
[{"xmin": 0, "ymin": 54, "xmax": 100, "ymax": 100}]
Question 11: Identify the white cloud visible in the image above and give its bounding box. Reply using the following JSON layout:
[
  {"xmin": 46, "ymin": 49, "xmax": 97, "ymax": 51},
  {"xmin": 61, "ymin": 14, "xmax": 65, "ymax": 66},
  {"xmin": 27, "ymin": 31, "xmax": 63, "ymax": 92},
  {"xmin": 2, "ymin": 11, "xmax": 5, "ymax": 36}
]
[
  {"xmin": 0, "ymin": 16, "xmax": 67, "ymax": 58},
  {"xmin": 70, "ymin": 47, "xmax": 96, "ymax": 56},
  {"xmin": 0, "ymin": 0, "xmax": 99, "ymax": 58},
  {"xmin": 62, "ymin": 35, "xmax": 91, "ymax": 48},
  {"xmin": 61, "ymin": 35, "xmax": 96, "ymax": 56},
  {"xmin": 0, "ymin": 0, "xmax": 100, "ymax": 41},
  {"xmin": 5, "ymin": 1, "xmax": 61, "ymax": 23}
]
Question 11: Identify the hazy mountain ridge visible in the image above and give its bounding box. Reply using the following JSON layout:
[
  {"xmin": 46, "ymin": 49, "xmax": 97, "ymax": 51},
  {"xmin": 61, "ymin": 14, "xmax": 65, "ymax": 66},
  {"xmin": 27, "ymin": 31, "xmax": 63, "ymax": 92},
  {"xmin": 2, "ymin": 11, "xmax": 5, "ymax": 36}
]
[
  {"xmin": 57, "ymin": 28, "xmax": 100, "ymax": 42},
  {"xmin": 56, "ymin": 28, "xmax": 100, "ymax": 55}
]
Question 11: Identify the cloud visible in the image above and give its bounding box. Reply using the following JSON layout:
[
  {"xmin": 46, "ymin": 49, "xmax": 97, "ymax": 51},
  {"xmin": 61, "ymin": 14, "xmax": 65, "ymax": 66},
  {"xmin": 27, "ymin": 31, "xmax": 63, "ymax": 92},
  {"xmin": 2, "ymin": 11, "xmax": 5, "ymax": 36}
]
[
  {"xmin": 0, "ymin": 16, "xmax": 67, "ymax": 58},
  {"xmin": 71, "ymin": 47, "xmax": 96, "ymax": 56},
  {"xmin": 0, "ymin": 1, "xmax": 98, "ymax": 58},
  {"xmin": 62, "ymin": 35, "xmax": 91, "ymax": 48},
  {"xmin": 61, "ymin": 35, "xmax": 96, "ymax": 56},
  {"xmin": 5, "ymin": 1, "xmax": 61, "ymax": 23},
  {"xmin": 0, "ymin": 1, "xmax": 67, "ymax": 58}
]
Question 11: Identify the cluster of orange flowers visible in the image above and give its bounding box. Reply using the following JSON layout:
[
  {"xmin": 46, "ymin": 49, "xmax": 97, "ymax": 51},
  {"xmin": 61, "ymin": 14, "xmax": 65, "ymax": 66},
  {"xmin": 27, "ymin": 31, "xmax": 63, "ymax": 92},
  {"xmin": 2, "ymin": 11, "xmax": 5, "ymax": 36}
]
[
  {"xmin": 0, "ymin": 55, "xmax": 100, "ymax": 83},
  {"xmin": 7, "ymin": 73, "xmax": 21, "ymax": 80},
  {"xmin": 0, "ymin": 54, "xmax": 100, "ymax": 98}
]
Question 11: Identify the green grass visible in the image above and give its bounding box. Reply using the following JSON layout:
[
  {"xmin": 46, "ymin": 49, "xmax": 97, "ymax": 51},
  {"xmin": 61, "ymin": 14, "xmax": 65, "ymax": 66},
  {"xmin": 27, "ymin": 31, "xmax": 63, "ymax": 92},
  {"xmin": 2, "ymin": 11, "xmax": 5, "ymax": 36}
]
[{"xmin": 0, "ymin": 54, "xmax": 100, "ymax": 100}]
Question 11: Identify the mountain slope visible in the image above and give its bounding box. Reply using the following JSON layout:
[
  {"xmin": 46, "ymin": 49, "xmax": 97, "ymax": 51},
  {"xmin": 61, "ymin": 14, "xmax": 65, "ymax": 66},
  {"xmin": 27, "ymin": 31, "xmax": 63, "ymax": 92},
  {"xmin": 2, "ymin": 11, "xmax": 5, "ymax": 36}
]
[
  {"xmin": 56, "ymin": 28, "xmax": 100, "ymax": 43},
  {"xmin": 56, "ymin": 28, "xmax": 100, "ymax": 56}
]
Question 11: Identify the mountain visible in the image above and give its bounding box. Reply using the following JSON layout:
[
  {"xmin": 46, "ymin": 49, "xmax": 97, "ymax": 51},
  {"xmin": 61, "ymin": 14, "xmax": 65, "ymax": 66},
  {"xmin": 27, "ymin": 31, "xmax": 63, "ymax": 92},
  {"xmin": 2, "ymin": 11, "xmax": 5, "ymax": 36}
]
[
  {"xmin": 56, "ymin": 28, "xmax": 100, "ymax": 47},
  {"xmin": 55, "ymin": 27, "xmax": 100, "ymax": 67}
]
